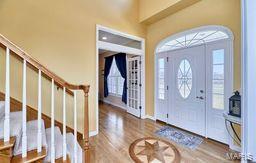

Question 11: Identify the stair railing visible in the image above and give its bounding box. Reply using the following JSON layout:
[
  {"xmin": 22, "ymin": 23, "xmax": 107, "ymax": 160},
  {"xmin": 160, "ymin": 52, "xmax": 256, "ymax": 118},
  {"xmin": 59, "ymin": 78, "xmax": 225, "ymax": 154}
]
[{"xmin": 0, "ymin": 34, "xmax": 90, "ymax": 162}]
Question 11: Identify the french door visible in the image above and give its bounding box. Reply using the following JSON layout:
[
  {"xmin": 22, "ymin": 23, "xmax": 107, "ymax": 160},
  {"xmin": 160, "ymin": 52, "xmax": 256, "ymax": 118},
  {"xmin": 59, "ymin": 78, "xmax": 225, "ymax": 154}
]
[{"xmin": 127, "ymin": 56, "xmax": 141, "ymax": 118}]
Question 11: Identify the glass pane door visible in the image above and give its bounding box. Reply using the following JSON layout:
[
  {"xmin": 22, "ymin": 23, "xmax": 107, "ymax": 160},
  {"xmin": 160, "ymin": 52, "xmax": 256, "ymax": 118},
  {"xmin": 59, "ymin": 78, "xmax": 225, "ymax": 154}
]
[{"xmin": 127, "ymin": 56, "xmax": 141, "ymax": 117}]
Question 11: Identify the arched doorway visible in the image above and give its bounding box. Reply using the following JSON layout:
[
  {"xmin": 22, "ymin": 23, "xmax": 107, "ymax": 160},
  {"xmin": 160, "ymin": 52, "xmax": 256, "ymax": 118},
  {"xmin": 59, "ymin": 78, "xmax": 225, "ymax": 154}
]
[{"xmin": 154, "ymin": 25, "xmax": 234, "ymax": 144}]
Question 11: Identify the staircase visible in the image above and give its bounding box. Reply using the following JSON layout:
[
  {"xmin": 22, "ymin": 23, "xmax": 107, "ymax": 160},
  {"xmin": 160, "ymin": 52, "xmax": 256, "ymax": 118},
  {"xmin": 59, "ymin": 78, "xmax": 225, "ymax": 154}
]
[{"xmin": 0, "ymin": 34, "xmax": 90, "ymax": 162}]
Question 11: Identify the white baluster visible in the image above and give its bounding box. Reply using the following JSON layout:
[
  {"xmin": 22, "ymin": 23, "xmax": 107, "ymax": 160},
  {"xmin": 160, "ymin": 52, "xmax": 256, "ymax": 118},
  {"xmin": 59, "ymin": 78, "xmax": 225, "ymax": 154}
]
[
  {"xmin": 51, "ymin": 79, "xmax": 55, "ymax": 163},
  {"xmin": 4, "ymin": 47, "xmax": 10, "ymax": 142},
  {"xmin": 37, "ymin": 70, "xmax": 42, "ymax": 153},
  {"xmin": 63, "ymin": 87, "xmax": 67, "ymax": 160},
  {"xmin": 22, "ymin": 60, "xmax": 27, "ymax": 158},
  {"xmin": 74, "ymin": 91, "xmax": 77, "ymax": 163}
]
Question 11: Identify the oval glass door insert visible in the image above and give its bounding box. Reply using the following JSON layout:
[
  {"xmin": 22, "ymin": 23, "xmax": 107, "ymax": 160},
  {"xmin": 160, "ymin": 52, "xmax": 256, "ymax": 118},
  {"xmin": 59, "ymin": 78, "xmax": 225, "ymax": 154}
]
[{"xmin": 177, "ymin": 59, "xmax": 192, "ymax": 99}]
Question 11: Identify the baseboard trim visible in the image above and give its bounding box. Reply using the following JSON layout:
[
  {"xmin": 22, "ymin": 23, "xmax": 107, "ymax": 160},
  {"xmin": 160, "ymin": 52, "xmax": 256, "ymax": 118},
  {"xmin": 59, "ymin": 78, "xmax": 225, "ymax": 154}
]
[
  {"xmin": 143, "ymin": 115, "xmax": 156, "ymax": 121},
  {"xmin": 100, "ymin": 99, "xmax": 127, "ymax": 110},
  {"xmin": 89, "ymin": 130, "xmax": 98, "ymax": 137},
  {"xmin": 229, "ymin": 142, "xmax": 241, "ymax": 152}
]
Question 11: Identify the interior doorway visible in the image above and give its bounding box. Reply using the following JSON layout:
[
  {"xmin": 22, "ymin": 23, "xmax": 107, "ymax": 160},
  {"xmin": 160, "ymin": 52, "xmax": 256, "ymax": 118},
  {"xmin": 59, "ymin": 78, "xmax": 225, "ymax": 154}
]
[
  {"xmin": 96, "ymin": 25, "xmax": 145, "ymax": 134},
  {"xmin": 98, "ymin": 50, "xmax": 142, "ymax": 117},
  {"xmin": 155, "ymin": 25, "xmax": 234, "ymax": 146}
]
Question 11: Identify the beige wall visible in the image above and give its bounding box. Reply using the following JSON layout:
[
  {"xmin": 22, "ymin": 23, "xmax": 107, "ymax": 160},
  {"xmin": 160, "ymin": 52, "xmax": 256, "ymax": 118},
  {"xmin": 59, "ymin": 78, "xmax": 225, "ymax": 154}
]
[
  {"xmin": 145, "ymin": 0, "xmax": 241, "ymax": 116},
  {"xmin": 139, "ymin": 0, "xmax": 181, "ymax": 22},
  {"xmin": 0, "ymin": 0, "xmax": 146, "ymax": 133},
  {"xmin": 139, "ymin": 0, "xmax": 201, "ymax": 24}
]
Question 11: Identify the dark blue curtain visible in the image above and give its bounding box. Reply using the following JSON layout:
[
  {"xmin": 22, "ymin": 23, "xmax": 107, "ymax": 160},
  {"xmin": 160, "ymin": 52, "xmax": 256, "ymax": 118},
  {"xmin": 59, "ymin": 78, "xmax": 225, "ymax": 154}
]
[
  {"xmin": 104, "ymin": 55, "xmax": 114, "ymax": 97},
  {"xmin": 115, "ymin": 53, "xmax": 127, "ymax": 104}
]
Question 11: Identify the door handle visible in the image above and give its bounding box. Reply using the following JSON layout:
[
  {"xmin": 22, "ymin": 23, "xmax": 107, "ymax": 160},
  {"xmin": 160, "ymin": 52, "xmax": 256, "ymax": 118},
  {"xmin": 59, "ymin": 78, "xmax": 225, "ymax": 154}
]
[{"xmin": 196, "ymin": 96, "xmax": 204, "ymax": 100}]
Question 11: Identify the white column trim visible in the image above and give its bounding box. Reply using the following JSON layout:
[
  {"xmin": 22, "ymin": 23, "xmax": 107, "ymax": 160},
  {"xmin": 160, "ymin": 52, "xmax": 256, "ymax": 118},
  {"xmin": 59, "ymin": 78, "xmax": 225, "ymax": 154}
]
[
  {"xmin": 242, "ymin": 0, "xmax": 256, "ymax": 161},
  {"xmin": 37, "ymin": 70, "xmax": 42, "ymax": 153},
  {"xmin": 63, "ymin": 87, "xmax": 67, "ymax": 160},
  {"xmin": 50, "ymin": 79, "xmax": 55, "ymax": 163},
  {"xmin": 4, "ymin": 47, "xmax": 10, "ymax": 142},
  {"xmin": 22, "ymin": 60, "xmax": 27, "ymax": 158},
  {"xmin": 73, "ymin": 91, "xmax": 77, "ymax": 163}
]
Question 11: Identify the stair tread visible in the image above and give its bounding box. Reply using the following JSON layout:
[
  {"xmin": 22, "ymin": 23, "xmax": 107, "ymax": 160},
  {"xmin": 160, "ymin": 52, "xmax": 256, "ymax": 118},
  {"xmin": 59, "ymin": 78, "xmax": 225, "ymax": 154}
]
[
  {"xmin": 66, "ymin": 133, "xmax": 82, "ymax": 163},
  {"xmin": 0, "ymin": 137, "xmax": 15, "ymax": 151},
  {"xmin": 44, "ymin": 127, "xmax": 82, "ymax": 163},
  {"xmin": 0, "ymin": 101, "xmax": 82, "ymax": 162},
  {"xmin": 44, "ymin": 127, "xmax": 63, "ymax": 162},
  {"xmin": 55, "ymin": 155, "xmax": 71, "ymax": 163},
  {"xmin": 0, "ymin": 111, "xmax": 22, "ymax": 157},
  {"xmin": 0, "ymin": 111, "xmax": 23, "ymax": 139},
  {"xmin": 11, "ymin": 147, "xmax": 46, "ymax": 163},
  {"xmin": 14, "ymin": 119, "xmax": 47, "ymax": 156},
  {"xmin": 0, "ymin": 101, "xmax": 4, "ymax": 120}
]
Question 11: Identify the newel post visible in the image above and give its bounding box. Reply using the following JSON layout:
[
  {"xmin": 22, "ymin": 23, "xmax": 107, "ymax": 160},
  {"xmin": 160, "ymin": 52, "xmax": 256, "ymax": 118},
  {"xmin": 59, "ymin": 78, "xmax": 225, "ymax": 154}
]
[{"xmin": 83, "ymin": 85, "xmax": 90, "ymax": 162}]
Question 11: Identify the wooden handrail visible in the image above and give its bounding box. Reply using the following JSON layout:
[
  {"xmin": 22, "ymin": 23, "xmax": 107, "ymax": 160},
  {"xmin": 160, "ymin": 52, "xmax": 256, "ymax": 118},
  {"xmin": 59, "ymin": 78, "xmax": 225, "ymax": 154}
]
[
  {"xmin": 0, "ymin": 34, "xmax": 90, "ymax": 161},
  {"xmin": 0, "ymin": 34, "xmax": 90, "ymax": 95}
]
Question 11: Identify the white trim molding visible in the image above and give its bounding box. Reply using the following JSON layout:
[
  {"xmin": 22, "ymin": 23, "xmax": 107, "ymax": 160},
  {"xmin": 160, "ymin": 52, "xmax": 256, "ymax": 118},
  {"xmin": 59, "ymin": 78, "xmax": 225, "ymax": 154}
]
[
  {"xmin": 89, "ymin": 130, "xmax": 98, "ymax": 137},
  {"xmin": 229, "ymin": 143, "xmax": 241, "ymax": 153},
  {"xmin": 242, "ymin": 0, "xmax": 256, "ymax": 162},
  {"xmin": 143, "ymin": 115, "xmax": 156, "ymax": 121}
]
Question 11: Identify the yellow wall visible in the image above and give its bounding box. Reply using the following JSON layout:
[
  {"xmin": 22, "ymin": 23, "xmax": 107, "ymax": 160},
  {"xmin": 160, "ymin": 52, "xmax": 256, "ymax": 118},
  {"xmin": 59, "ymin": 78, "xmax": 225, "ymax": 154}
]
[
  {"xmin": 139, "ymin": 0, "xmax": 201, "ymax": 24},
  {"xmin": 0, "ymin": 0, "xmax": 146, "ymax": 133},
  {"xmin": 139, "ymin": 0, "xmax": 181, "ymax": 22},
  {"xmin": 145, "ymin": 0, "xmax": 241, "ymax": 116}
]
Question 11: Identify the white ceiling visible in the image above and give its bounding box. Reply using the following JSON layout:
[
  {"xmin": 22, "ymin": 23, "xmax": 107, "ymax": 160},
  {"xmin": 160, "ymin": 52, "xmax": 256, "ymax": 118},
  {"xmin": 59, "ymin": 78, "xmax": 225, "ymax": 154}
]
[{"xmin": 98, "ymin": 30, "xmax": 141, "ymax": 49}]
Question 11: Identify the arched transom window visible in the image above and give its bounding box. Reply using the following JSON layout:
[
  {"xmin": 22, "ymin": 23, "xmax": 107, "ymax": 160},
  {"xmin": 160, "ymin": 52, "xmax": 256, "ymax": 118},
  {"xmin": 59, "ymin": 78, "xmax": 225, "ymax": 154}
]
[{"xmin": 157, "ymin": 28, "xmax": 229, "ymax": 53}]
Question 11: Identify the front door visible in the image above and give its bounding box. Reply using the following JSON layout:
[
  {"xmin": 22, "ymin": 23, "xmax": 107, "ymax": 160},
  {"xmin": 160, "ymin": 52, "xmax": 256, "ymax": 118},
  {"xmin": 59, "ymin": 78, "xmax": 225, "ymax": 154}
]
[
  {"xmin": 127, "ymin": 56, "xmax": 141, "ymax": 118},
  {"xmin": 168, "ymin": 45, "xmax": 206, "ymax": 136}
]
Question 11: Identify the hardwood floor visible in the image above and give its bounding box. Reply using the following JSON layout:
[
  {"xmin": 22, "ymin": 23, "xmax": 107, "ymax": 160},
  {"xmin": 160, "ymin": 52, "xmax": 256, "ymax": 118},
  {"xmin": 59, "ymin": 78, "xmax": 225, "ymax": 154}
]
[{"xmin": 89, "ymin": 102, "xmax": 238, "ymax": 163}]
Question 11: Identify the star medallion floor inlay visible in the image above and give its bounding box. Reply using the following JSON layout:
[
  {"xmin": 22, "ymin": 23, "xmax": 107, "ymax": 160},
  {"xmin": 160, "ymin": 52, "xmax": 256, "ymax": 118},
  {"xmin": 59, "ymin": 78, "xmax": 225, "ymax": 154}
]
[{"xmin": 129, "ymin": 137, "xmax": 181, "ymax": 163}]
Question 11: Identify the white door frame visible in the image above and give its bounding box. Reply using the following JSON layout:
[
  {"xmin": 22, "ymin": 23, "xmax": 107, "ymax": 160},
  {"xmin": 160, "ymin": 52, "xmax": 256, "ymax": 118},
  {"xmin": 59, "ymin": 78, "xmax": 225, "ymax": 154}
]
[
  {"xmin": 241, "ymin": 0, "xmax": 256, "ymax": 161},
  {"xmin": 154, "ymin": 25, "xmax": 234, "ymax": 144},
  {"xmin": 154, "ymin": 25, "xmax": 234, "ymax": 118},
  {"xmin": 96, "ymin": 25, "xmax": 146, "ymax": 134}
]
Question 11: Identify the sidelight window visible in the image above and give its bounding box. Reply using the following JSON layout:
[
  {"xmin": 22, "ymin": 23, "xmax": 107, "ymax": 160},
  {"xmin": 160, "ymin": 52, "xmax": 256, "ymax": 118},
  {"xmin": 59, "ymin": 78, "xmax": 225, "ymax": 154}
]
[
  {"xmin": 212, "ymin": 49, "xmax": 225, "ymax": 110},
  {"xmin": 158, "ymin": 58, "xmax": 165, "ymax": 100}
]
